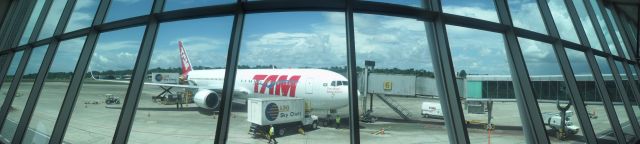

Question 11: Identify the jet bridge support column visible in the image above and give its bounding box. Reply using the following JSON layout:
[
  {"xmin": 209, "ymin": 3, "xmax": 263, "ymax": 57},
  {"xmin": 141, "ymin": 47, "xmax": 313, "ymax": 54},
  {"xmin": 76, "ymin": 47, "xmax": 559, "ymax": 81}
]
[{"xmin": 361, "ymin": 61, "xmax": 376, "ymax": 123}]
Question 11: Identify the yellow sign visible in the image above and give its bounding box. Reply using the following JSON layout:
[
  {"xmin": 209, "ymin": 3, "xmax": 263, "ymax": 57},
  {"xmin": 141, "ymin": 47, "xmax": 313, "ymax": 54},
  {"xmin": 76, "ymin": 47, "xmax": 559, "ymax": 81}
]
[{"xmin": 383, "ymin": 81, "xmax": 392, "ymax": 90}]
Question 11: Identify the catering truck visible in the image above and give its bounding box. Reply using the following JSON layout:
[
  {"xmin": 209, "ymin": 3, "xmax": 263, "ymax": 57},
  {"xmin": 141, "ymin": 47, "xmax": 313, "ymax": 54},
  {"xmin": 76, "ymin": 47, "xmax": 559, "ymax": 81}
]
[
  {"xmin": 542, "ymin": 111, "xmax": 580, "ymax": 139},
  {"xmin": 421, "ymin": 101, "xmax": 443, "ymax": 118},
  {"xmin": 247, "ymin": 97, "xmax": 318, "ymax": 137}
]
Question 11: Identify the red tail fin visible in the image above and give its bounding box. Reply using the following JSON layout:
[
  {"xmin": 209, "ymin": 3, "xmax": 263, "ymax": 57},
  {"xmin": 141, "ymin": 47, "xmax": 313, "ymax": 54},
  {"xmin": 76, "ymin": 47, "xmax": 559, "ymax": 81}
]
[{"xmin": 178, "ymin": 41, "xmax": 193, "ymax": 78}]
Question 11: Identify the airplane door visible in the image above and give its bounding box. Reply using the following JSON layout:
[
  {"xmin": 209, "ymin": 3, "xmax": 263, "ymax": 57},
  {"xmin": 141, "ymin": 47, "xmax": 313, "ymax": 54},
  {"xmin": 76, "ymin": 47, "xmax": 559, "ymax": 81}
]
[{"xmin": 305, "ymin": 81, "xmax": 313, "ymax": 94}]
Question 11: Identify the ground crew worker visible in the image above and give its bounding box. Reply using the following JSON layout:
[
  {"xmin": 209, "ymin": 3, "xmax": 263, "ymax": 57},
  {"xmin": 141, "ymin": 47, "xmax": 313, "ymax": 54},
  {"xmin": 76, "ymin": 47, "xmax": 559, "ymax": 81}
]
[
  {"xmin": 298, "ymin": 126, "xmax": 305, "ymax": 135},
  {"xmin": 335, "ymin": 115, "xmax": 341, "ymax": 129},
  {"xmin": 268, "ymin": 125, "xmax": 277, "ymax": 144}
]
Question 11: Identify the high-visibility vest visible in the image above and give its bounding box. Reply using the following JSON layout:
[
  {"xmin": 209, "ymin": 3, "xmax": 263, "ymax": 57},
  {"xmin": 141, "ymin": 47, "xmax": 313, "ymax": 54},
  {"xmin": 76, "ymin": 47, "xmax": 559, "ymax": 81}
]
[
  {"xmin": 336, "ymin": 116, "xmax": 341, "ymax": 124},
  {"xmin": 269, "ymin": 126, "xmax": 275, "ymax": 136}
]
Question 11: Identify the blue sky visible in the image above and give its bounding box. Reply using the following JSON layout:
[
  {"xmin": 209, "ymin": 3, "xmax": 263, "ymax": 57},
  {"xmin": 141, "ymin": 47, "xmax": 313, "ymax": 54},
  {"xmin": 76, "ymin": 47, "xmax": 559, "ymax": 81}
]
[
  {"xmin": 65, "ymin": 0, "xmax": 99, "ymax": 32},
  {"xmin": 48, "ymin": 37, "xmax": 86, "ymax": 73},
  {"xmin": 10, "ymin": 0, "xmax": 613, "ymax": 77},
  {"xmin": 23, "ymin": 46, "xmax": 48, "ymax": 75},
  {"xmin": 6, "ymin": 51, "xmax": 24, "ymax": 76}
]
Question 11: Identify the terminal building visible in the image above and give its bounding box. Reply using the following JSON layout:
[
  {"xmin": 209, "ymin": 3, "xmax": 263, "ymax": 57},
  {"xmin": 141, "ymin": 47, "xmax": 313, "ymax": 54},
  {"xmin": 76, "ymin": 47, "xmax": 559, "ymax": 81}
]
[{"xmin": 0, "ymin": 0, "xmax": 638, "ymax": 144}]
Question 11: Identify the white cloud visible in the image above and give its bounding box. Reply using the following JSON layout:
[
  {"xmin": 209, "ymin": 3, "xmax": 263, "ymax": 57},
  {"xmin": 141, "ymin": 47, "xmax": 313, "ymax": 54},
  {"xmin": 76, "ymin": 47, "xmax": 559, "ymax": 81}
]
[
  {"xmin": 114, "ymin": 0, "xmax": 141, "ymax": 4},
  {"xmin": 96, "ymin": 41, "xmax": 140, "ymax": 51},
  {"xmin": 74, "ymin": 0, "xmax": 97, "ymax": 9},
  {"xmin": 510, "ymin": 2, "xmax": 547, "ymax": 34},
  {"xmin": 65, "ymin": 0, "xmax": 99, "ymax": 32},
  {"xmin": 89, "ymin": 40, "xmax": 141, "ymax": 71},
  {"xmin": 442, "ymin": 6, "xmax": 499, "ymax": 22},
  {"xmin": 548, "ymin": 0, "xmax": 581, "ymax": 44},
  {"xmin": 149, "ymin": 36, "xmax": 227, "ymax": 69},
  {"xmin": 237, "ymin": 12, "xmax": 435, "ymax": 70}
]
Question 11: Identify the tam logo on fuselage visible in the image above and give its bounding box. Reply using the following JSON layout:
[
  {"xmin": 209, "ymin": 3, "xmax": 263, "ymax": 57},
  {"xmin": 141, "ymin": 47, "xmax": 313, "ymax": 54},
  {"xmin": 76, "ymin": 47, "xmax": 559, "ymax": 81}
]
[{"xmin": 253, "ymin": 75, "xmax": 301, "ymax": 97}]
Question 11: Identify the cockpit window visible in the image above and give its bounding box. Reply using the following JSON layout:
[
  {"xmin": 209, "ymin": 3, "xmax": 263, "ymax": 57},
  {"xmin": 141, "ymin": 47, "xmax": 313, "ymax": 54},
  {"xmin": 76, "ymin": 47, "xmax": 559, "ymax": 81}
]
[{"xmin": 331, "ymin": 81, "xmax": 349, "ymax": 86}]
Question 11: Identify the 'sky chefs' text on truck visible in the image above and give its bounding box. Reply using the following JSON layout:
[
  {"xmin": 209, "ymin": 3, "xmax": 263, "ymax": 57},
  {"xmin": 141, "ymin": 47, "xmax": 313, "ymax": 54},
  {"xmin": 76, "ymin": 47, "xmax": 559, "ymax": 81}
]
[{"xmin": 247, "ymin": 97, "xmax": 318, "ymax": 137}]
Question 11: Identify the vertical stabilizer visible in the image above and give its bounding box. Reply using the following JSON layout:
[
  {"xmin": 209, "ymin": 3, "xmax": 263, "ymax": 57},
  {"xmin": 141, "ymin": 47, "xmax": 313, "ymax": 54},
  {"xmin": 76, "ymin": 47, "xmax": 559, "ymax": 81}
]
[{"xmin": 178, "ymin": 41, "xmax": 193, "ymax": 78}]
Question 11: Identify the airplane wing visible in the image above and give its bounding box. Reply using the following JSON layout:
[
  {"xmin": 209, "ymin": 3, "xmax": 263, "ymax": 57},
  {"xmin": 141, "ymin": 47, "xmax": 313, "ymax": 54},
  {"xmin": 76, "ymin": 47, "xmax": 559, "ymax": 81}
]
[{"xmin": 88, "ymin": 70, "xmax": 250, "ymax": 96}]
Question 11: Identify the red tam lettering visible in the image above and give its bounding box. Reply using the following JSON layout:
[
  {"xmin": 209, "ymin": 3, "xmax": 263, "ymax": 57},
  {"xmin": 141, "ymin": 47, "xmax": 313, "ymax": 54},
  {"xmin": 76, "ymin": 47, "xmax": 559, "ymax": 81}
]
[
  {"xmin": 275, "ymin": 75, "xmax": 301, "ymax": 97},
  {"xmin": 260, "ymin": 75, "xmax": 278, "ymax": 94},
  {"xmin": 253, "ymin": 75, "xmax": 267, "ymax": 93}
]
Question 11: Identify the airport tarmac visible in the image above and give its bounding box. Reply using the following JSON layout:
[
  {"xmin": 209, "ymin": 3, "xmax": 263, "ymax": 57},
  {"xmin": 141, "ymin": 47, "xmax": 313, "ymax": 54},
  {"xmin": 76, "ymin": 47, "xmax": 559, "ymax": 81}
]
[{"xmin": 2, "ymin": 81, "xmax": 635, "ymax": 143}]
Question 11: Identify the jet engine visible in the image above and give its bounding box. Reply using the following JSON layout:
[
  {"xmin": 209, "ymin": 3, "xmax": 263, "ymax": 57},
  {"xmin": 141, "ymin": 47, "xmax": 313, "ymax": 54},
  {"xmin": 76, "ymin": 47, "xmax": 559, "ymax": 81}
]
[{"xmin": 194, "ymin": 89, "xmax": 220, "ymax": 109}]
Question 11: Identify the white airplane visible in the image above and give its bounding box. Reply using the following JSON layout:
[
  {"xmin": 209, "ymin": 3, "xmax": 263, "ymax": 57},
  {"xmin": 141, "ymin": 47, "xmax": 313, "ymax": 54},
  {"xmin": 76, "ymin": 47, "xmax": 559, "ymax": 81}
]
[{"xmin": 94, "ymin": 41, "xmax": 353, "ymax": 118}]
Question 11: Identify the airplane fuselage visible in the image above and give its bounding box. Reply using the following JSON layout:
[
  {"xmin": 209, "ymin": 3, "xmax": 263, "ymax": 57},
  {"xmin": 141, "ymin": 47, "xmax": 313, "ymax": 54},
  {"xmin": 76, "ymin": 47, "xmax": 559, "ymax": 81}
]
[{"xmin": 187, "ymin": 69, "xmax": 350, "ymax": 111}]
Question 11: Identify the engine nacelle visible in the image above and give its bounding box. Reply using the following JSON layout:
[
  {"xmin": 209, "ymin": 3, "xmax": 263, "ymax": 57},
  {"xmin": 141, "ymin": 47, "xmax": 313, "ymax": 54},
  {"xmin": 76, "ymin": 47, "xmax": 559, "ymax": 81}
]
[{"xmin": 194, "ymin": 89, "xmax": 220, "ymax": 109}]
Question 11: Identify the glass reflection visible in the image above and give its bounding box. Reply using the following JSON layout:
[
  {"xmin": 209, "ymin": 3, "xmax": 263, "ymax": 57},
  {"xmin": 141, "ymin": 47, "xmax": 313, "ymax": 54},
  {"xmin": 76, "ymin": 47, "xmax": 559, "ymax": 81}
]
[
  {"xmin": 519, "ymin": 38, "xmax": 585, "ymax": 143},
  {"xmin": 631, "ymin": 65, "xmax": 640, "ymax": 95},
  {"xmin": 447, "ymin": 25, "xmax": 525, "ymax": 143},
  {"xmin": 442, "ymin": 0, "xmax": 499, "ymax": 23},
  {"xmin": 19, "ymin": 0, "xmax": 46, "ymax": 46},
  {"xmin": 128, "ymin": 17, "xmax": 233, "ymax": 143},
  {"xmin": 164, "ymin": 0, "xmax": 234, "ymax": 12},
  {"xmin": 572, "ymin": 0, "xmax": 603, "ymax": 51},
  {"xmin": 587, "ymin": 0, "xmax": 617, "ymax": 56},
  {"xmin": 604, "ymin": 8, "xmax": 631, "ymax": 59},
  {"xmin": 38, "ymin": 0, "xmax": 69, "ymax": 40},
  {"xmin": 354, "ymin": 13, "xmax": 448, "ymax": 143},
  {"xmin": 62, "ymin": 26, "xmax": 145, "ymax": 143},
  {"xmin": 365, "ymin": 0, "xmax": 423, "ymax": 8},
  {"xmin": 594, "ymin": 56, "xmax": 635, "ymax": 139},
  {"xmin": 22, "ymin": 37, "xmax": 86, "ymax": 143},
  {"xmin": 104, "ymin": 0, "xmax": 152, "ymax": 22},
  {"xmin": 565, "ymin": 49, "xmax": 615, "ymax": 142},
  {"xmin": 65, "ymin": 0, "xmax": 100, "ymax": 32},
  {"xmin": 228, "ymin": 12, "xmax": 349, "ymax": 143},
  {"xmin": 547, "ymin": 0, "xmax": 580, "ymax": 44},
  {"xmin": 0, "ymin": 51, "xmax": 24, "ymax": 107},
  {"xmin": 613, "ymin": 61, "xmax": 640, "ymax": 124},
  {"xmin": 508, "ymin": 0, "xmax": 547, "ymax": 34},
  {"xmin": 0, "ymin": 46, "xmax": 48, "ymax": 142}
]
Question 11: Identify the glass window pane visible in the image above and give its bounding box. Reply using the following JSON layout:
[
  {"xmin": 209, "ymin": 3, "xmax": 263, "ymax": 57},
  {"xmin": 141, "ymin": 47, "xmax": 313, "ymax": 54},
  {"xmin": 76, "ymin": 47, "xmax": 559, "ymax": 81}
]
[
  {"xmin": 631, "ymin": 65, "xmax": 640, "ymax": 93},
  {"xmin": 447, "ymin": 25, "xmax": 526, "ymax": 143},
  {"xmin": 227, "ymin": 12, "xmax": 349, "ymax": 143},
  {"xmin": 587, "ymin": 0, "xmax": 617, "ymax": 56},
  {"xmin": 572, "ymin": 0, "xmax": 603, "ymax": 51},
  {"xmin": 594, "ymin": 56, "xmax": 635, "ymax": 138},
  {"xmin": 624, "ymin": 17, "xmax": 637, "ymax": 45},
  {"xmin": 62, "ymin": 26, "xmax": 146, "ymax": 143},
  {"xmin": 442, "ymin": 0, "xmax": 499, "ymax": 23},
  {"xmin": 613, "ymin": 61, "xmax": 640, "ymax": 125},
  {"xmin": 21, "ymin": 37, "xmax": 86, "ymax": 143},
  {"xmin": 353, "ymin": 13, "xmax": 447, "ymax": 143},
  {"xmin": 364, "ymin": 0, "xmax": 423, "ymax": 8},
  {"xmin": 104, "ymin": 0, "xmax": 152, "ymax": 22},
  {"xmin": 605, "ymin": 8, "xmax": 630, "ymax": 59},
  {"xmin": 508, "ymin": 0, "xmax": 547, "ymax": 34},
  {"xmin": 565, "ymin": 49, "xmax": 615, "ymax": 142},
  {"xmin": 0, "ymin": 46, "xmax": 48, "ymax": 142},
  {"xmin": 163, "ymin": 0, "xmax": 234, "ymax": 12},
  {"xmin": 19, "ymin": 0, "xmax": 46, "ymax": 46},
  {"xmin": 0, "ymin": 51, "xmax": 24, "ymax": 104},
  {"xmin": 519, "ymin": 38, "xmax": 586, "ymax": 142},
  {"xmin": 547, "ymin": 0, "xmax": 580, "ymax": 44},
  {"xmin": 128, "ymin": 17, "xmax": 233, "ymax": 143},
  {"xmin": 38, "ymin": 0, "xmax": 69, "ymax": 40},
  {"xmin": 65, "ymin": 0, "xmax": 100, "ymax": 32}
]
